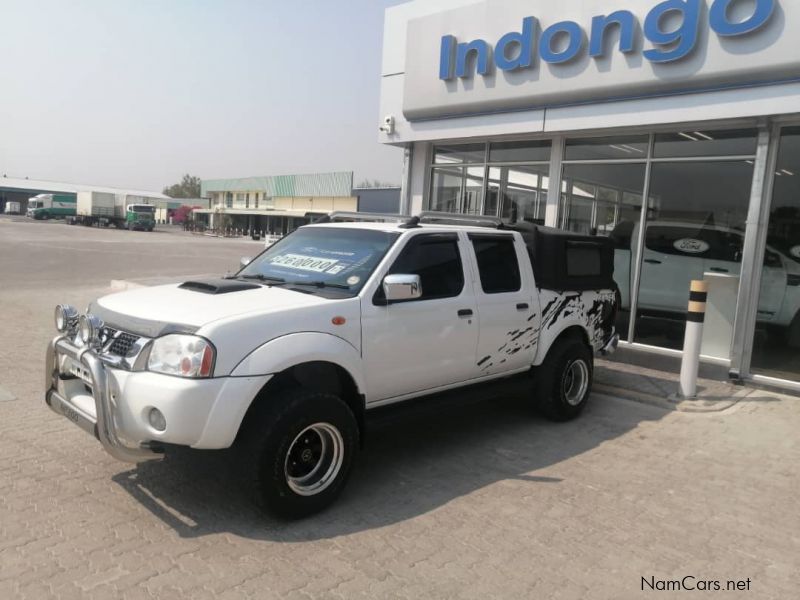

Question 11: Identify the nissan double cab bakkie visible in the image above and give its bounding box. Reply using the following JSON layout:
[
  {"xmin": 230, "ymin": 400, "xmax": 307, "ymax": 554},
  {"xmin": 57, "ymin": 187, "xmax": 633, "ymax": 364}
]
[{"xmin": 45, "ymin": 212, "xmax": 619, "ymax": 518}]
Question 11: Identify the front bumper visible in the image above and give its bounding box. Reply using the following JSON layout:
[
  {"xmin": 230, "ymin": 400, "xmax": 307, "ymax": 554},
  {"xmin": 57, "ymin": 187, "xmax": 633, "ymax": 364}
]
[
  {"xmin": 45, "ymin": 335, "xmax": 162, "ymax": 462},
  {"xmin": 45, "ymin": 335, "xmax": 270, "ymax": 462}
]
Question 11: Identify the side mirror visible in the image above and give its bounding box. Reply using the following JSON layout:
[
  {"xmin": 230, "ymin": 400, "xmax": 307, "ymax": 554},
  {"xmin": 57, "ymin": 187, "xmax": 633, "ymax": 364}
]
[
  {"xmin": 240, "ymin": 256, "xmax": 252, "ymax": 270},
  {"xmin": 383, "ymin": 274, "xmax": 422, "ymax": 302}
]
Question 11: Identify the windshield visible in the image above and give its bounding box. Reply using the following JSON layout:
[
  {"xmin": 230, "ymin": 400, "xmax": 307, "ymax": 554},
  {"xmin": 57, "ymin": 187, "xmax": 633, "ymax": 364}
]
[
  {"xmin": 130, "ymin": 205, "xmax": 155, "ymax": 213},
  {"xmin": 239, "ymin": 227, "xmax": 400, "ymax": 294},
  {"xmin": 28, "ymin": 200, "xmax": 40, "ymax": 209}
]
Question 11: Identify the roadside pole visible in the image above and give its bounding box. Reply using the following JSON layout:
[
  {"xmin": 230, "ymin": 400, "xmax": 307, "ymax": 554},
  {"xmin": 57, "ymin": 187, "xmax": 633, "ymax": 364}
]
[{"xmin": 679, "ymin": 280, "xmax": 709, "ymax": 398}]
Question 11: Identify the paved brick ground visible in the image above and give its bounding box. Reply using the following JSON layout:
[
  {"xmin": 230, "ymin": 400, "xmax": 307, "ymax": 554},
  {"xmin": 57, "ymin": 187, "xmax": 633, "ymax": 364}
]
[{"xmin": 1, "ymin": 217, "xmax": 799, "ymax": 599}]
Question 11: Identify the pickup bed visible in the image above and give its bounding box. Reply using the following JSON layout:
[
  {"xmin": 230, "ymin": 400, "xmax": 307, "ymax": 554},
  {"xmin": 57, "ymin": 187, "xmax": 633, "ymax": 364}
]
[{"xmin": 45, "ymin": 212, "xmax": 619, "ymax": 518}]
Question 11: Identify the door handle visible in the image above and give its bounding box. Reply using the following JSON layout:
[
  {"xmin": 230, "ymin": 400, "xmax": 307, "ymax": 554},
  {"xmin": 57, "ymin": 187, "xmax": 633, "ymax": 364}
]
[
  {"xmin": 458, "ymin": 309, "xmax": 473, "ymax": 317},
  {"xmin": 709, "ymin": 267, "xmax": 729, "ymax": 273},
  {"xmin": 516, "ymin": 303, "xmax": 529, "ymax": 310},
  {"xmin": 644, "ymin": 259, "xmax": 662, "ymax": 264}
]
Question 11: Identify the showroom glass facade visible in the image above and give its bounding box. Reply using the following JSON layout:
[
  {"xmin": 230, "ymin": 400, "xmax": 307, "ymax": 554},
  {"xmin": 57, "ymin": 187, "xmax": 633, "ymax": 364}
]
[
  {"xmin": 750, "ymin": 127, "xmax": 800, "ymax": 382},
  {"xmin": 426, "ymin": 125, "xmax": 800, "ymax": 386}
]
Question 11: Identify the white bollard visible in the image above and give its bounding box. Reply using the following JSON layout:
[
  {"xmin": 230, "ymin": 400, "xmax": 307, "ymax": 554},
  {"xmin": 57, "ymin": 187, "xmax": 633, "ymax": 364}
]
[{"xmin": 679, "ymin": 280, "xmax": 709, "ymax": 399}]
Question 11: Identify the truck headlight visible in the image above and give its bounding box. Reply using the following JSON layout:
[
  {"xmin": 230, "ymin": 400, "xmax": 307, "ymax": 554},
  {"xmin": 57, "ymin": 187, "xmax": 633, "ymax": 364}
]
[
  {"xmin": 147, "ymin": 334, "xmax": 215, "ymax": 378},
  {"xmin": 54, "ymin": 304, "xmax": 79, "ymax": 333},
  {"xmin": 79, "ymin": 314, "xmax": 104, "ymax": 345}
]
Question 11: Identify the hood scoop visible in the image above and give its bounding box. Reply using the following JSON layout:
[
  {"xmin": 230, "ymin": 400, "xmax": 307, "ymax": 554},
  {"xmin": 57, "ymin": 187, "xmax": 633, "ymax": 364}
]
[{"xmin": 178, "ymin": 278, "xmax": 260, "ymax": 295}]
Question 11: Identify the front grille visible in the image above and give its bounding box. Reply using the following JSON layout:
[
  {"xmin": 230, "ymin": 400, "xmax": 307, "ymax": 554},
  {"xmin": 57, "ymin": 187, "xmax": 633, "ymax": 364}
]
[{"xmin": 102, "ymin": 328, "xmax": 141, "ymax": 357}]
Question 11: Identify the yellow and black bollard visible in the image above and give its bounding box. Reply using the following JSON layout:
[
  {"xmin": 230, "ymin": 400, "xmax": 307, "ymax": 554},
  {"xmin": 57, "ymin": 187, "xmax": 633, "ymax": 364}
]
[{"xmin": 679, "ymin": 280, "xmax": 708, "ymax": 398}]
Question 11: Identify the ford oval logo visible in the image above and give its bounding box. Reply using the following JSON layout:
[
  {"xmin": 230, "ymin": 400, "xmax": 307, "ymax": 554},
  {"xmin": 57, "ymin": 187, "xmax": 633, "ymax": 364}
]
[{"xmin": 673, "ymin": 238, "xmax": 709, "ymax": 254}]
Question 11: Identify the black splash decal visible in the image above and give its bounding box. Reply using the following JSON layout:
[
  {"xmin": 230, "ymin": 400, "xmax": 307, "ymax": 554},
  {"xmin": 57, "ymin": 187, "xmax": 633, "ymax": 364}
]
[
  {"xmin": 477, "ymin": 355, "xmax": 491, "ymax": 366},
  {"xmin": 542, "ymin": 297, "xmax": 559, "ymax": 317},
  {"xmin": 511, "ymin": 327, "xmax": 533, "ymax": 341}
]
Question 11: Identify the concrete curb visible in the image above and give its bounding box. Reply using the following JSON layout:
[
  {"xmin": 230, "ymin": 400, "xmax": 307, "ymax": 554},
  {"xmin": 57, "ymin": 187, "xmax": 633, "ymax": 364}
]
[{"xmin": 593, "ymin": 382, "xmax": 749, "ymax": 413}]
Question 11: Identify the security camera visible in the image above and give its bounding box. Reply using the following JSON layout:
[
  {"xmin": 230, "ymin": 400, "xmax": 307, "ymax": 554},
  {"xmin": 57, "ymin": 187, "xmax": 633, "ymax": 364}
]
[{"xmin": 379, "ymin": 115, "xmax": 395, "ymax": 135}]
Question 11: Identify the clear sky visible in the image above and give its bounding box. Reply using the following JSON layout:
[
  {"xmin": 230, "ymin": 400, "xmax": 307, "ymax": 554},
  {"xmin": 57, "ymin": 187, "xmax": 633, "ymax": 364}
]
[{"xmin": 0, "ymin": 0, "xmax": 406, "ymax": 192}]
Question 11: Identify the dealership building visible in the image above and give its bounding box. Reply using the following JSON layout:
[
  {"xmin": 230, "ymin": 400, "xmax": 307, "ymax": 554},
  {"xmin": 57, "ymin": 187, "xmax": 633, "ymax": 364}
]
[{"xmin": 380, "ymin": 0, "xmax": 800, "ymax": 390}]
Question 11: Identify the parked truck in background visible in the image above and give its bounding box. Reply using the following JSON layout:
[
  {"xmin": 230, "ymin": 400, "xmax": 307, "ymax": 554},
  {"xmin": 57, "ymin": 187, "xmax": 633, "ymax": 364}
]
[
  {"xmin": 612, "ymin": 220, "xmax": 800, "ymax": 347},
  {"xmin": 4, "ymin": 201, "xmax": 22, "ymax": 215},
  {"xmin": 26, "ymin": 193, "xmax": 77, "ymax": 220},
  {"xmin": 70, "ymin": 191, "xmax": 156, "ymax": 231}
]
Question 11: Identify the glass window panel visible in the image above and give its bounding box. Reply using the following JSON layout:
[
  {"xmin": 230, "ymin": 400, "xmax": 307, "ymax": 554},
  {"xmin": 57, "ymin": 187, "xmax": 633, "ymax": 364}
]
[
  {"xmin": 433, "ymin": 143, "xmax": 486, "ymax": 164},
  {"xmin": 489, "ymin": 140, "xmax": 551, "ymax": 163},
  {"xmin": 653, "ymin": 128, "xmax": 758, "ymax": 158},
  {"xmin": 751, "ymin": 127, "xmax": 800, "ymax": 381},
  {"xmin": 495, "ymin": 165, "xmax": 549, "ymax": 225},
  {"xmin": 484, "ymin": 168, "xmax": 501, "ymax": 217},
  {"xmin": 388, "ymin": 235, "xmax": 465, "ymax": 300},
  {"xmin": 634, "ymin": 161, "xmax": 754, "ymax": 351},
  {"xmin": 463, "ymin": 167, "xmax": 484, "ymax": 215},
  {"xmin": 471, "ymin": 237, "xmax": 522, "ymax": 294},
  {"xmin": 560, "ymin": 163, "xmax": 646, "ymax": 341},
  {"xmin": 430, "ymin": 167, "xmax": 463, "ymax": 213},
  {"xmin": 565, "ymin": 135, "xmax": 649, "ymax": 160},
  {"xmin": 560, "ymin": 163, "xmax": 645, "ymax": 236}
]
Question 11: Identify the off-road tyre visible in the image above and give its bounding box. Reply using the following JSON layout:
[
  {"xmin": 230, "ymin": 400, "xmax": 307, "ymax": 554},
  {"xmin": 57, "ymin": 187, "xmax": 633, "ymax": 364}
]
[
  {"xmin": 534, "ymin": 336, "xmax": 593, "ymax": 421},
  {"xmin": 242, "ymin": 389, "xmax": 358, "ymax": 519}
]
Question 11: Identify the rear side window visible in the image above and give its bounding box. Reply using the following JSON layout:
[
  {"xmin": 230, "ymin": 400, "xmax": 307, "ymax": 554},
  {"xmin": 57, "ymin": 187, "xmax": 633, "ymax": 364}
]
[
  {"xmin": 566, "ymin": 241, "xmax": 602, "ymax": 277},
  {"xmin": 470, "ymin": 236, "xmax": 521, "ymax": 294},
  {"xmin": 384, "ymin": 234, "xmax": 464, "ymax": 300}
]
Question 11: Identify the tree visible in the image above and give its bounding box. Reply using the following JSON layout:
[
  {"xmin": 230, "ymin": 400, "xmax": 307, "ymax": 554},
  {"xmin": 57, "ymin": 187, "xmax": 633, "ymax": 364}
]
[
  {"xmin": 356, "ymin": 178, "xmax": 398, "ymax": 189},
  {"xmin": 163, "ymin": 174, "xmax": 201, "ymax": 198},
  {"xmin": 171, "ymin": 205, "xmax": 198, "ymax": 224}
]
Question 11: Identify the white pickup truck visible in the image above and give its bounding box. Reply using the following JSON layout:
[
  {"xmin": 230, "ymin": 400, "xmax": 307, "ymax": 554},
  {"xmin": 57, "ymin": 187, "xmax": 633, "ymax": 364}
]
[
  {"xmin": 612, "ymin": 220, "xmax": 800, "ymax": 346},
  {"xmin": 45, "ymin": 213, "xmax": 619, "ymax": 518}
]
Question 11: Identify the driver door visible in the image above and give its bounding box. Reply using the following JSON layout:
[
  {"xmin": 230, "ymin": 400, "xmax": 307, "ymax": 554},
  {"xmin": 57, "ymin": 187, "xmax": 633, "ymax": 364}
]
[{"xmin": 361, "ymin": 233, "xmax": 479, "ymax": 402}]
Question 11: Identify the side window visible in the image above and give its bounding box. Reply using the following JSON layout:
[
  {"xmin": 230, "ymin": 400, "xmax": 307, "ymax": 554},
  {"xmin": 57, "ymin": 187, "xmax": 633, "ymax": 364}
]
[
  {"xmin": 470, "ymin": 236, "xmax": 521, "ymax": 294},
  {"xmin": 380, "ymin": 234, "xmax": 464, "ymax": 301},
  {"xmin": 701, "ymin": 229, "xmax": 743, "ymax": 262},
  {"xmin": 645, "ymin": 226, "xmax": 709, "ymax": 257}
]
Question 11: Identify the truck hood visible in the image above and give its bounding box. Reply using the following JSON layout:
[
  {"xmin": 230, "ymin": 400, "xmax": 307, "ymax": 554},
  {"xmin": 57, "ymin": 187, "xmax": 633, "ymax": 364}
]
[{"xmin": 91, "ymin": 280, "xmax": 328, "ymax": 337}]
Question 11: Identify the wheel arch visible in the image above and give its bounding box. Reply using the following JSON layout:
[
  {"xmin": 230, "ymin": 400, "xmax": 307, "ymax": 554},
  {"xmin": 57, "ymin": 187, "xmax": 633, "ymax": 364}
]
[
  {"xmin": 533, "ymin": 324, "xmax": 591, "ymax": 366},
  {"xmin": 236, "ymin": 360, "xmax": 365, "ymax": 447}
]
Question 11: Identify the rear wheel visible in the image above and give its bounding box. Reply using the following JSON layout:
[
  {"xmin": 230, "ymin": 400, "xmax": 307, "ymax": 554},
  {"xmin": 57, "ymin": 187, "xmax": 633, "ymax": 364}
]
[
  {"xmin": 242, "ymin": 389, "xmax": 358, "ymax": 519},
  {"xmin": 534, "ymin": 335, "xmax": 593, "ymax": 421}
]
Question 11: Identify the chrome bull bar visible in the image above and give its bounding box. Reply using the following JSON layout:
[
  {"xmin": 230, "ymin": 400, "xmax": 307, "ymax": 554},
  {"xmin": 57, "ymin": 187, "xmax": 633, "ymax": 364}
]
[{"xmin": 45, "ymin": 335, "xmax": 162, "ymax": 463}]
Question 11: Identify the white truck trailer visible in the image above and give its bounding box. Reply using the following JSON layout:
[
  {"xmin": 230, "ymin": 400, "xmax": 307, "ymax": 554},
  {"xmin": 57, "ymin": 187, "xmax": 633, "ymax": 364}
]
[
  {"xmin": 71, "ymin": 191, "xmax": 156, "ymax": 231},
  {"xmin": 4, "ymin": 201, "xmax": 22, "ymax": 215}
]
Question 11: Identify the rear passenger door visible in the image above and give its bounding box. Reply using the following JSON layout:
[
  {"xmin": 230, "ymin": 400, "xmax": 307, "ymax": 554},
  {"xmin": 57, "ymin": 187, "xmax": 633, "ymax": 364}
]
[{"xmin": 467, "ymin": 233, "xmax": 537, "ymax": 376}]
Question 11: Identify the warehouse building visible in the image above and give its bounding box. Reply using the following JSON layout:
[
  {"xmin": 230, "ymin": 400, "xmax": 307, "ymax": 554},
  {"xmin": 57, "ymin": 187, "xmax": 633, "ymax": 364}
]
[
  {"xmin": 195, "ymin": 171, "xmax": 361, "ymax": 234},
  {"xmin": 380, "ymin": 0, "xmax": 800, "ymax": 390},
  {"xmin": 0, "ymin": 177, "xmax": 178, "ymax": 216}
]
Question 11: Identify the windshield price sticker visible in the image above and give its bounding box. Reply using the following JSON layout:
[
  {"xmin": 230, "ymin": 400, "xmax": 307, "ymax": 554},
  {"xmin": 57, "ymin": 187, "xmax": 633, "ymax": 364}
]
[{"xmin": 271, "ymin": 254, "xmax": 339, "ymax": 273}]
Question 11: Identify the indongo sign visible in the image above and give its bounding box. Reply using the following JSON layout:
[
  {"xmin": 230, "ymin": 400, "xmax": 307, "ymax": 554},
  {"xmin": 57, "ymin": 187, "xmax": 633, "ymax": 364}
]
[
  {"xmin": 401, "ymin": 0, "xmax": 799, "ymax": 120},
  {"xmin": 439, "ymin": 0, "xmax": 775, "ymax": 79}
]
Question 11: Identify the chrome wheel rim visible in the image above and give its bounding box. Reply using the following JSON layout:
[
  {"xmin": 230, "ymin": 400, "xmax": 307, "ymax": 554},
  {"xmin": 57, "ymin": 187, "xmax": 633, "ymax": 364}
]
[
  {"xmin": 563, "ymin": 359, "xmax": 590, "ymax": 406},
  {"xmin": 284, "ymin": 423, "xmax": 344, "ymax": 497}
]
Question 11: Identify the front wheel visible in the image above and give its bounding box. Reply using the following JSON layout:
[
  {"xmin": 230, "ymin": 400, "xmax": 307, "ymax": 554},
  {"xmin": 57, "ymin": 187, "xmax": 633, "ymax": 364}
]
[
  {"xmin": 243, "ymin": 390, "xmax": 358, "ymax": 519},
  {"xmin": 533, "ymin": 336, "xmax": 593, "ymax": 421}
]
